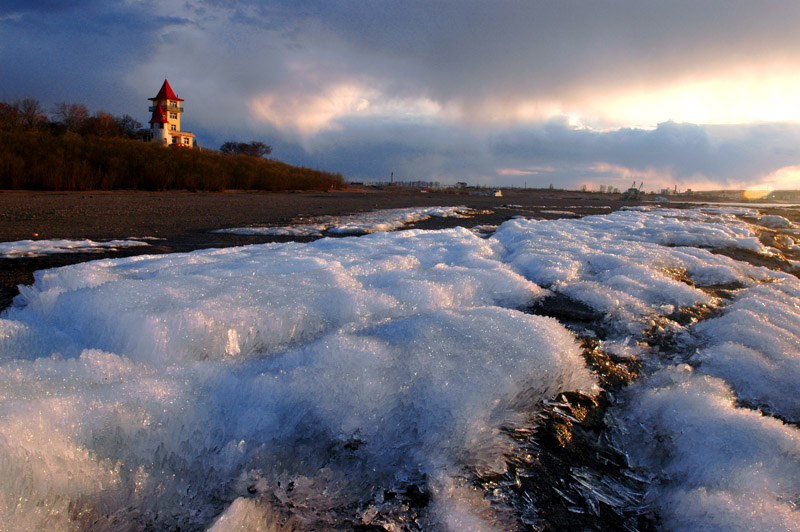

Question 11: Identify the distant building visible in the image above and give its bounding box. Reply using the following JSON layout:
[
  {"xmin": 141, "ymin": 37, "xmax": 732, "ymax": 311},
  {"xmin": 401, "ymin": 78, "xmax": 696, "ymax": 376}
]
[
  {"xmin": 141, "ymin": 79, "xmax": 195, "ymax": 147},
  {"xmin": 622, "ymin": 181, "xmax": 644, "ymax": 200}
]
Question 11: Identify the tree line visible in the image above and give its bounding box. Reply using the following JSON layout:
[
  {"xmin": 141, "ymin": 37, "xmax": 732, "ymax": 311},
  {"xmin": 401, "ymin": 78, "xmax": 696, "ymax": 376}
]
[
  {"xmin": 220, "ymin": 141, "xmax": 272, "ymax": 158},
  {"xmin": 1, "ymin": 99, "xmax": 143, "ymax": 139},
  {"xmin": 0, "ymin": 98, "xmax": 345, "ymax": 192}
]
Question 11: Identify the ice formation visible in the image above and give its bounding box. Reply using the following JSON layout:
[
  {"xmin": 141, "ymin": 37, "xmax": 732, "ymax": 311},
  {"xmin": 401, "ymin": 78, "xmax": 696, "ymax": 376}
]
[
  {"xmin": 489, "ymin": 207, "xmax": 800, "ymax": 531},
  {"xmin": 215, "ymin": 205, "xmax": 473, "ymax": 236},
  {"xmin": 1, "ymin": 206, "xmax": 799, "ymax": 530},
  {"xmin": 614, "ymin": 365, "xmax": 800, "ymax": 532},
  {"xmin": 0, "ymin": 239, "xmax": 148, "ymax": 258},
  {"xmin": 757, "ymin": 214, "xmax": 795, "ymax": 229}
]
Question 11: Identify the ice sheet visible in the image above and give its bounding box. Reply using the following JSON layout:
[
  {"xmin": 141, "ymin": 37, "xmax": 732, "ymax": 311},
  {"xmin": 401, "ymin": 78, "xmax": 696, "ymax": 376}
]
[
  {"xmin": 692, "ymin": 276, "xmax": 800, "ymax": 420},
  {"xmin": 492, "ymin": 208, "xmax": 763, "ymax": 336},
  {"xmin": 613, "ymin": 365, "xmax": 800, "ymax": 532},
  {"xmin": 0, "ymin": 227, "xmax": 596, "ymax": 529},
  {"xmin": 0, "ymin": 239, "xmax": 148, "ymax": 258},
  {"xmin": 215, "ymin": 205, "xmax": 474, "ymax": 236},
  {"xmin": 757, "ymin": 214, "xmax": 794, "ymax": 229},
  {"xmin": 2, "ymin": 205, "xmax": 799, "ymax": 530},
  {"xmin": 492, "ymin": 207, "xmax": 800, "ymax": 530}
]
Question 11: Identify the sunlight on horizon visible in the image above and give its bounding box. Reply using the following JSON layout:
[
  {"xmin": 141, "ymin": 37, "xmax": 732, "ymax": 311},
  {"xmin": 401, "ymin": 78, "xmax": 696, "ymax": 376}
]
[
  {"xmin": 249, "ymin": 64, "xmax": 800, "ymax": 139},
  {"xmin": 599, "ymin": 70, "xmax": 800, "ymax": 126},
  {"xmin": 743, "ymin": 186, "xmax": 773, "ymax": 200}
]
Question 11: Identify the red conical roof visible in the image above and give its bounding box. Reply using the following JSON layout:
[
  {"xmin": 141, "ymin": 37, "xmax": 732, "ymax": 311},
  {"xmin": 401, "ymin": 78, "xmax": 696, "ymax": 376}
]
[
  {"xmin": 149, "ymin": 102, "xmax": 168, "ymax": 124},
  {"xmin": 148, "ymin": 79, "xmax": 184, "ymax": 102}
]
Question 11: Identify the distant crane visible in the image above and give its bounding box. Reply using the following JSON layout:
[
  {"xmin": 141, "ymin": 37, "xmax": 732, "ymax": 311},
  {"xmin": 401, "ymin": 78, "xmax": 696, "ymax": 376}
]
[{"xmin": 622, "ymin": 180, "xmax": 644, "ymax": 200}]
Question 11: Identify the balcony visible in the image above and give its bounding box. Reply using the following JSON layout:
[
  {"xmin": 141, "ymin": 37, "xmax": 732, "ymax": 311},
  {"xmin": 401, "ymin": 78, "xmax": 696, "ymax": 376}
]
[{"xmin": 149, "ymin": 105, "xmax": 183, "ymax": 113}]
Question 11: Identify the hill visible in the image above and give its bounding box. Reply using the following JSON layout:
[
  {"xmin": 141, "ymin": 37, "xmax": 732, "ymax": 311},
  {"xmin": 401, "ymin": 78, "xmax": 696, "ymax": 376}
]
[{"xmin": 0, "ymin": 128, "xmax": 344, "ymax": 192}]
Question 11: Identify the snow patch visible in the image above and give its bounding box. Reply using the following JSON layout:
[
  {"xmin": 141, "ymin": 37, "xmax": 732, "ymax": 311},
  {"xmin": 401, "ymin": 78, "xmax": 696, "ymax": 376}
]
[
  {"xmin": 0, "ymin": 239, "xmax": 148, "ymax": 258},
  {"xmin": 215, "ymin": 206, "xmax": 474, "ymax": 237}
]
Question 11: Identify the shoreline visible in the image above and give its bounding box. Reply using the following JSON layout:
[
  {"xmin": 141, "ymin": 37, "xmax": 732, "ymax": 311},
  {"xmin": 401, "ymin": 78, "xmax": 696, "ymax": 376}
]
[
  {"xmin": 0, "ymin": 188, "xmax": 635, "ymax": 308},
  {"xmin": 0, "ymin": 188, "xmax": 636, "ymax": 242},
  {"xmin": 2, "ymin": 188, "xmax": 797, "ymax": 310}
]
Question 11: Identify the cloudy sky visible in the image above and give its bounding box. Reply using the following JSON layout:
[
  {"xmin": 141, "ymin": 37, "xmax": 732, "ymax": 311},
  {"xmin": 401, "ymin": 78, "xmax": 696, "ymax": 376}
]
[{"xmin": 3, "ymin": 1, "xmax": 800, "ymax": 191}]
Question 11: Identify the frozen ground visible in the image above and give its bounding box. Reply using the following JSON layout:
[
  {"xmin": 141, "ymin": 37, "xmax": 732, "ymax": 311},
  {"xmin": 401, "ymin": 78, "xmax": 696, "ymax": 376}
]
[{"xmin": 0, "ymin": 206, "xmax": 798, "ymax": 531}]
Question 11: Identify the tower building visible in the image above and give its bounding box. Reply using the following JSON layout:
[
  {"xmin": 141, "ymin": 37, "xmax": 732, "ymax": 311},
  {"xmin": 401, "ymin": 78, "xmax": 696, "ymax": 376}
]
[{"xmin": 143, "ymin": 79, "xmax": 195, "ymax": 147}]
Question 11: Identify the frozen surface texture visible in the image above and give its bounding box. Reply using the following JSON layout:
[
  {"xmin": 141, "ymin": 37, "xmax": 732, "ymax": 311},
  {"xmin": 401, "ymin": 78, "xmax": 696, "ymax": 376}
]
[
  {"xmin": 0, "ymin": 227, "xmax": 590, "ymax": 530},
  {"xmin": 1, "ymin": 206, "xmax": 799, "ymax": 530},
  {"xmin": 215, "ymin": 205, "xmax": 474, "ymax": 236},
  {"xmin": 492, "ymin": 206, "xmax": 800, "ymax": 530},
  {"xmin": 614, "ymin": 365, "xmax": 800, "ymax": 532},
  {"xmin": 0, "ymin": 238, "xmax": 148, "ymax": 258}
]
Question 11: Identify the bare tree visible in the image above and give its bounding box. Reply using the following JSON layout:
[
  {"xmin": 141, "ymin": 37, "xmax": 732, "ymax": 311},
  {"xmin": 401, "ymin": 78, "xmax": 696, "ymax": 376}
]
[
  {"xmin": 0, "ymin": 101, "xmax": 21, "ymax": 131},
  {"xmin": 52, "ymin": 102, "xmax": 90, "ymax": 131},
  {"xmin": 16, "ymin": 98, "xmax": 47, "ymax": 128},
  {"xmin": 80, "ymin": 111, "xmax": 119, "ymax": 137},
  {"xmin": 115, "ymin": 114, "xmax": 142, "ymax": 138},
  {"xmin": 220, "ymin": 141, "xmax": 272, "ymax": 158}
]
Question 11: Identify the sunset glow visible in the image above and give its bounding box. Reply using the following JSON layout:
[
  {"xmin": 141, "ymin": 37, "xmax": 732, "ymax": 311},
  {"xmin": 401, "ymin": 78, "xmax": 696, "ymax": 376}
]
[
  {"xmin": 595, "ymin": 67, "xmax": 800, "ymax": 126},
  {"xmin": 249, "ymin": 85, "xmax": 373, "ymax": 136},
  {"xmin": 742, "ymin": 186, "xmax": 773, "ymax": 200}
]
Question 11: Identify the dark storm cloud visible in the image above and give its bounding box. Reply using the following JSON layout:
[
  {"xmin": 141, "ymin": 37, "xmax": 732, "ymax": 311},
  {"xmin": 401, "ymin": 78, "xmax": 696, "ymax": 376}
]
[
  {"xmin": 201, "ymin": 0, "xmax": 800, "ymax": 109},
  {"xmin": 273, "ymin": 119, "xmax": 800, "ymax": 190},
  {"xmin": 6, "ymin": 0, "xmax": 799, "ymax": 117},
  {"xmin": 0, "ymin": 1, "xmax": 188, "ymax": 112},
  {"xmin": 488, "ymin": 121, "xmax": 800, "ymax": 186},
  {"xmin": 0, "ymin": 0, "xmax": 102, "ymax": 13}
]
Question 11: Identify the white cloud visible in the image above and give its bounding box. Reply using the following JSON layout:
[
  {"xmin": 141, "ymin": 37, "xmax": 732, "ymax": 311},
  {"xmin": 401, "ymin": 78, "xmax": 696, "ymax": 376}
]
[
  {"xmin": 758, "ymin": 165, "xmax": 800, "ymax": 190},
  {"xmin": 250, "ymin": 84, "xmax": 371, "ymax": 136},
  {"xmin": 249, "ymin": 82, "xmax": 442, "ymax": 138}
]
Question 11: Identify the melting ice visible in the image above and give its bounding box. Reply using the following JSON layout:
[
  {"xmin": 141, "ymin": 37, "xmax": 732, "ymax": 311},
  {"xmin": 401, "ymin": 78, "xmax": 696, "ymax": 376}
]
[
  {"xmin": 1, "ymin": 207, "xmax": 799, "ymax": 531},
  {"xmin": 0, "ymin": 239, "xmax": 148, "ymax": 258},
  {"xmin": 215, "ymin": 205, "xmax": 474, "ymax": 237}
]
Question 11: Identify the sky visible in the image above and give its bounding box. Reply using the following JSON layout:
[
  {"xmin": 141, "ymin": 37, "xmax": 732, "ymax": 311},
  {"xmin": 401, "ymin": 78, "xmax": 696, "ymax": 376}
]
[{"xmin": 2, "ymin": 1, "xmax": 800, "ymax": 191}]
